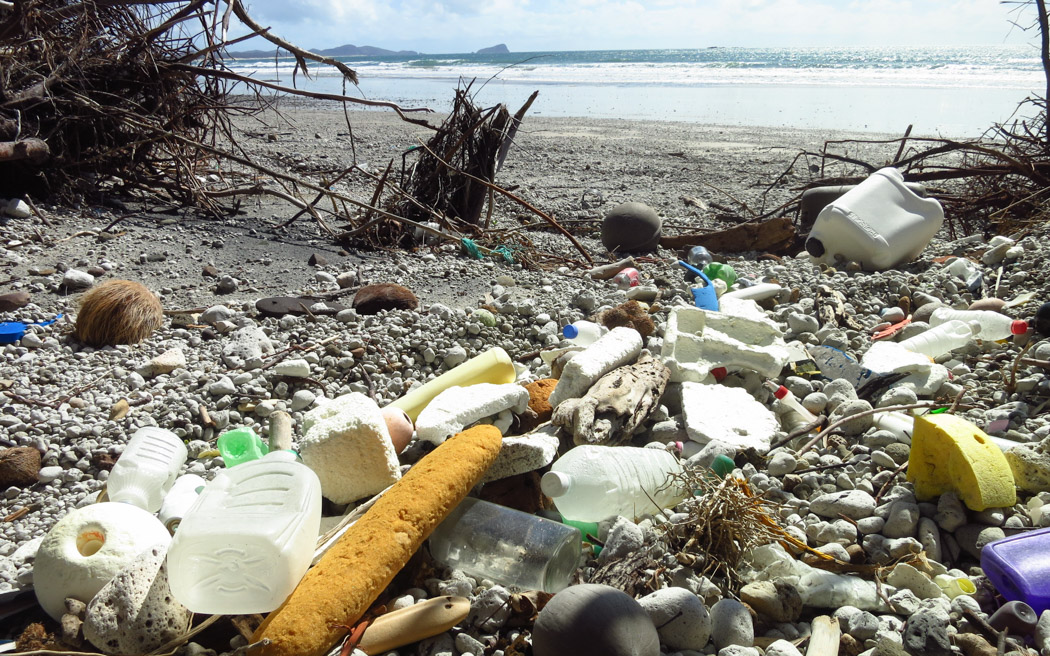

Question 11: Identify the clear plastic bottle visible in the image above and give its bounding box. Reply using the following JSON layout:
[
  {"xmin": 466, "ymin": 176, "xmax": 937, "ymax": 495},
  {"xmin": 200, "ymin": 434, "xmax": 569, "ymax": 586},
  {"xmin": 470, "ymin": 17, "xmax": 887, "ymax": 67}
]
[
  {"xmin": 540, "ymin": 445, "xmax": 687, "ymax": 522},
  {"xmin": 897, "ymin": 319, "xmax": 979, "ymax": 359},
  {"xmin": 166, "ymin": 450, "xmax": 322, "ymax": 614},
  {"xmin": 929, "ymin": 307, "xmax": 1028, "ymax": 341},
  {"xmin": 107, "ymin": 427, "xmax": 188, "ymax": 513},
  {"xmin": 562, "ymin": 321, "xmax": 606, "ymax": 346},
  {"xmin": 686, "ymin": 245, "xmax": 713, "ymax": 268},
  {"xmin": 429, "ymin": 498, "xmax": 581, "ymax": 593}
]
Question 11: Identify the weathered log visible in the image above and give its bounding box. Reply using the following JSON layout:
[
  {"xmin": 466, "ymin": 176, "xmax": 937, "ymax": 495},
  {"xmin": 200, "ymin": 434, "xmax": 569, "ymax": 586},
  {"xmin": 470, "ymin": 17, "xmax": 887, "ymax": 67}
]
[
  {"xmin": 0, "ymin": 139, "xmax": 49, "ymax": 164},
  {"xmin": 660, "ymin": 216, "xmax": 795, "ymax": 254},
  {"xmin": 552, "ymin": 353, "xmax": 670, "ymax": 446}
]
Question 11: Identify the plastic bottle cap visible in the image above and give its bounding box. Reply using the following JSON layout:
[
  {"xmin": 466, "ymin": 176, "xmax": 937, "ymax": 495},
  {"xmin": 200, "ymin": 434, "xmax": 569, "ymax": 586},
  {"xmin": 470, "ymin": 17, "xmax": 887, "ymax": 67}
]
[
  {"xmin": 1011, "ymin": 320, "xmax": 1028, "ymax": 335},
  {"xmin": 805, "ymin": 237, "xmax": 826, "ymax": 257},
  {"xmin": 540, "ymin": 471, "xmax": 571, "ymax": 498},
  {"xmin": 562, "ymin": 324, "xmax": 579, "ymax": 339},
  {"xmin": 772, "ymin": 385, "xmax": 789, "ymax": 400},
  {"xmin": 710, "ymin": 367, "xmax": 727, "ymax": 382}
]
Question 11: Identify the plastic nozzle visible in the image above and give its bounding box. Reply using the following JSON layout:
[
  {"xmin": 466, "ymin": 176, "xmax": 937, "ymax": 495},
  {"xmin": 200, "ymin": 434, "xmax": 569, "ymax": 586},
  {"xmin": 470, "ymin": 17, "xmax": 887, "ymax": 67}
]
[{"xmin": 1011, "ymin": 320, "xmax": 1029, "ymax": 335}]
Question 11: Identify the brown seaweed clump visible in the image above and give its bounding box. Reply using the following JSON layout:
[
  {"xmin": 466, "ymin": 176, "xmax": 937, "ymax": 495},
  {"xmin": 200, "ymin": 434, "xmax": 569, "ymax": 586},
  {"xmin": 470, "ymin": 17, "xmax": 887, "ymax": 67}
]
[
  {"xmin": 598, "ymin": 300, "xmax": 655, "ymax": 338},
  {"xmin": 74, "ymin": 280, "xmax": 163, "ymax": 347}
]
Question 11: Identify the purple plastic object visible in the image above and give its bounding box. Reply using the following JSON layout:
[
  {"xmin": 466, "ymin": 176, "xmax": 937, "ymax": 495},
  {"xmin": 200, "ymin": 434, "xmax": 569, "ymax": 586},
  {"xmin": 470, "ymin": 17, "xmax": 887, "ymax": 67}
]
[{"xmin": 981, "ymin": 526, "xmax": 1050, "ymax": 614}]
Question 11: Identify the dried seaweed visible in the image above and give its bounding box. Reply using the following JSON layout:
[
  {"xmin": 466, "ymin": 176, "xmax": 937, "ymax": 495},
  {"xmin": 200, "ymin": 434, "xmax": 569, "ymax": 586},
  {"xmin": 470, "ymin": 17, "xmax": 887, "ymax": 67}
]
[{"xmin": 658, "ymin": 470, "xmax": 785, "ymax": 593}]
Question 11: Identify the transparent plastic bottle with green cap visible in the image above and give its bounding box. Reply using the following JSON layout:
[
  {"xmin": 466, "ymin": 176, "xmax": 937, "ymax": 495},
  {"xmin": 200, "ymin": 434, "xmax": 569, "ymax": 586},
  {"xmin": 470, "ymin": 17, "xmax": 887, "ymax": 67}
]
[{"xmin": 541, "ymin": 445, "xmax": 687, "ymax": 523}]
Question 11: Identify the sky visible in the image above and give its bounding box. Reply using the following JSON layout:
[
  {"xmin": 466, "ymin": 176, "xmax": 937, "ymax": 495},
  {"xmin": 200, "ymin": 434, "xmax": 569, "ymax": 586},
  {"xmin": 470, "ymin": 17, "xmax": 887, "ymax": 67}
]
[{"xmin": 230, "ymin": 0, "xmax": 1037, "ymax": 54}]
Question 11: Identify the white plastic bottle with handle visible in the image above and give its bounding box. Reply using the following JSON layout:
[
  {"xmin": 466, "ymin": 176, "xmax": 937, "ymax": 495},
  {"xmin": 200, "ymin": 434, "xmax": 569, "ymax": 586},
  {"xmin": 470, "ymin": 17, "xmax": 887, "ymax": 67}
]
[
  {"xmin": 166, "ymin": 450, "xmax": 322, "ymax": 615},
  {"xmin": 106, "ymin": 427, "xmax": 188, "ymax": 513}
]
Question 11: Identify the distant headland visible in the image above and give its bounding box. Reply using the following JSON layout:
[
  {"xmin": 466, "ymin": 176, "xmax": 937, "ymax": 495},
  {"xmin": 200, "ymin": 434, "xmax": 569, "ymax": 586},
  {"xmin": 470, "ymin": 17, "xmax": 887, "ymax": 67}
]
[{"xmin": 227, "ymin": 43, "xmax": 510, "ymax": 58}]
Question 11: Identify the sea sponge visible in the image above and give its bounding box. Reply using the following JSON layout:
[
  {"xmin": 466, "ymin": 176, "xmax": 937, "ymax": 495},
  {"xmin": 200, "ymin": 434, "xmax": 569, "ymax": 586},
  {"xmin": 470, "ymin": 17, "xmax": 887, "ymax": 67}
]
[
  {"xmin": 74, "ymin": 280, "xmax": 163, "ymax": 346},
  {"xmin": 598, "ymin": 300, "xmax": 655, "ymax": 338}
]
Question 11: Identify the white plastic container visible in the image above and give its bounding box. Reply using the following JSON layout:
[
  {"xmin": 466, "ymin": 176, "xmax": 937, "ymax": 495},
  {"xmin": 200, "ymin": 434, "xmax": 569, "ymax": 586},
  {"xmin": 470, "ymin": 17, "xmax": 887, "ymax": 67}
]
[
  {"xmin": 166, "ymin": 451, "xmax": 322, "ymax": 614},
  {"xmin": 540, "ymin": 445, "xmax": 687, "ymax": 522},
  {"xmin": 805, "ymin": 167, "xmax": 944, "ymax": 271},
  {"xmin": 158, "ymin": 474, "xmax": 207, "ymax": 533},
  {"xmin": 929, "ymin": 307, "xmax": 1028, "ymax": 341},
  {"xmin": 562, "ymin": 321, "xmax": 606, "ymax": 346},
  {"xmin": 722, "ymin": 282, "xmax": 782, "ymax": 301},
  {"xmin": 107, "ymin": 427, "xmax": 188, "ymax": 513},
  {"xmin": 898, "ymin": 319, "xmax": 978, "ymax": 359}
]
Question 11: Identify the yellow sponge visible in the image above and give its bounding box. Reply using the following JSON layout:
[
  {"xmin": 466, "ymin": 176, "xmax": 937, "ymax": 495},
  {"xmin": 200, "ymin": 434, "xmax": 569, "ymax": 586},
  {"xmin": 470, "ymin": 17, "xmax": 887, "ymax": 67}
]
[
  {"xmin": 907, "ymin": 413, "xmax": 1016, "ymax": 511},
  {"xmin": 252, "ymin": 425, "xmax": 503, "ymax": 656}
]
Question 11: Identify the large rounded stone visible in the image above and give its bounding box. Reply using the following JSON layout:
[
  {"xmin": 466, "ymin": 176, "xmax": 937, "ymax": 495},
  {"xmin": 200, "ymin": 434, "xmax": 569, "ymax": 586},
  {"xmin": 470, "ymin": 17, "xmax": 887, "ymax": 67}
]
[
  {"xmin": 533, "ymin": 583, "xmax": 659, "ymax": 656},
  {"xmin": 638, "ymin": 587, "xmax": 711, "ymax": 650},
  {"xmin": 740, "ymin": 579, "xmax": 802, "ymax": 623},
  {"xmin": 601, "ymin": 202, "xmax": 662, "ymax": 253},
  {"xmin": 83, "ymin": 542, "xmax": 192, "ymax": 655},
  {"xmin": 34, "ymin": 503, "xmax": 171, "ymax": 620},
  {"xmin": 709, "ymin": 598, "xmax": 754, "ymax": 650}
]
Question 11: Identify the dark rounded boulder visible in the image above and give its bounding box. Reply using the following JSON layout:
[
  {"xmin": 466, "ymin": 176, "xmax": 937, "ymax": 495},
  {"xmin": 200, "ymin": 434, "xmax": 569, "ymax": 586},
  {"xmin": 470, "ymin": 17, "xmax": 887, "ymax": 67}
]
[
  {"xmin": 532, "ymin": 583, "xmax": 659, "ymax": 656},
  {"xmin": 601, "ymin": 202, "xmax": 662, "ymax": 253}
]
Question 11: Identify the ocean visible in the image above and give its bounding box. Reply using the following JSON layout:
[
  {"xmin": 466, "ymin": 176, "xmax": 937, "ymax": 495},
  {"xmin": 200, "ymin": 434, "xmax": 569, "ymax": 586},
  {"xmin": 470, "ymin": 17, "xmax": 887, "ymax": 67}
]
[{"xmin": 227, "ymin": 46, "xmax": 1046, "ymax": 137}]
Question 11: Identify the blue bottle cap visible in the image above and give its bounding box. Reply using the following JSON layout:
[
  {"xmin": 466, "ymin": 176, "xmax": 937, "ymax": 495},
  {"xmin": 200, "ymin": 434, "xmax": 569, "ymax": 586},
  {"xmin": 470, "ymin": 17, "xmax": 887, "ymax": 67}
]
[{"xmin": 562, "ymin": 324, "xmax": 579, "ymax": 339}]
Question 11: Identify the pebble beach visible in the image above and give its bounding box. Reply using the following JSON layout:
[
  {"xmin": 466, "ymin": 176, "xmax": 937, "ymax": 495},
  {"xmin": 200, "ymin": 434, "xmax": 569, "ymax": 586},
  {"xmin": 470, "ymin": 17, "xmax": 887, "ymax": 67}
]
[{"xmin": 3, "ymin": 105, "xmax": 1050, "ymax": 656}]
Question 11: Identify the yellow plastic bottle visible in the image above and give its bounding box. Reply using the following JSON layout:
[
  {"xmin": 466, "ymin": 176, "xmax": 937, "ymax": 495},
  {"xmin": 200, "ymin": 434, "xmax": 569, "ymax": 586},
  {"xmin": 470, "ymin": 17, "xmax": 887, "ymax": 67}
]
[{"xmin": 389, "ymin": 347, "xmax": 516, "ymax": 422}]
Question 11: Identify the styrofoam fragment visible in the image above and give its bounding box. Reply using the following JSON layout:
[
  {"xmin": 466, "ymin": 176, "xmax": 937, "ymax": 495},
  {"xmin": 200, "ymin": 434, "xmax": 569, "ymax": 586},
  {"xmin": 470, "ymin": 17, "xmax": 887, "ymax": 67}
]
[
  {"xmin": 548, "ymin": 327, "xmax": 643, "ymax": 408},
  {"xmin": 681, "ymin": 382, "xmax": 778, "ymax": 454},
  {"xmin": 860, "ymin": 342, "xmax": 949, "ymax": 395},
  {"xmin": 661, "ymin": 306, "xmax": 789, "ymax": 383},
  {"xmin": 416, "ymin": 383, "xmax": 530, "ymax": 444}
]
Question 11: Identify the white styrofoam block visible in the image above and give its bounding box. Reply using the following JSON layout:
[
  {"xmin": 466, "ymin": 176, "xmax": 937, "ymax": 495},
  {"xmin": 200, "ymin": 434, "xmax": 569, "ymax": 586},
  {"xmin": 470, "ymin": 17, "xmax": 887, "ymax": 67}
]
[
  {"xmin": 481, "ymin": 424, "xmax": 561, "ymax": 483},
  {"xmin": 416, "ymin": 383, "xmax": 530, "ymax": 445},
  {"xmin": 300, "ymin": 392, "xmax": 401, "ymax": 503},
  {"xmin": 661, "ymin": 306, "xmax": 789, "ymax": 383},
  {"xmin": 547, "ymin": 327, "xmax": 643, "ymax": 408},
  {"xmin": 860, "ymin": 342, "xmax": 948, "ymax": 395},
  {"xmin": 681, "ymin": 382, "xmax": 778, "ymax": 454}
]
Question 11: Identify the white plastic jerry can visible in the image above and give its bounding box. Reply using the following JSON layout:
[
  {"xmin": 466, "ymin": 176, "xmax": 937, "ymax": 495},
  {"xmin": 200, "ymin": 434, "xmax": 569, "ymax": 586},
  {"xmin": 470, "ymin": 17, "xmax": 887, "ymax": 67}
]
[
  {"xmin": 166, "ymin": 451, "xmax": 322, "ymax": 614},
  {"xmin": 805, "ymin": 167, "xmax": 943, "ymax": 271}
]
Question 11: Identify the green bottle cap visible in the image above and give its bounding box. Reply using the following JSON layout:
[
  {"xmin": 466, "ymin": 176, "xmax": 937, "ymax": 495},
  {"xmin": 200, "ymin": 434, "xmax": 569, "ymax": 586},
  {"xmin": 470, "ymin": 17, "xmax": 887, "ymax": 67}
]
[
  {"xmin": 217, "ymin": 427, "xmax": 269, "ymax": 467},
  {"xmin": 561, "ymin": 516, "xmax": 603, "ymax": 556},
  {"xmin": 711, "ymin": 454, "xmax": 736, "ymax": 479},
  {"xmin": 703, "ymin": 262, "xmax": 738, "ymax": 288}
]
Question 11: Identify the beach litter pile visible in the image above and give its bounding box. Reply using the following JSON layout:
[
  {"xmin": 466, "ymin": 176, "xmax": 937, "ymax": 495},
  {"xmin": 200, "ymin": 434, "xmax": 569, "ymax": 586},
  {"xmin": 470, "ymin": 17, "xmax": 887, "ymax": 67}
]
[{"xmin": 5, "ymin": 127, "xmax": 1050, "ymax": 656}]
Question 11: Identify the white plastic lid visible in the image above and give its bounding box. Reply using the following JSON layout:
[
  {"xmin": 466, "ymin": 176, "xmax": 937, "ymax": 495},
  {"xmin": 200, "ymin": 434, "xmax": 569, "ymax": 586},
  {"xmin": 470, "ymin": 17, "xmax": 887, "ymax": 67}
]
[
  {"xmin": 562, "ymin": 324, "xmax": 580, "ymax": 339},
  {"xmin": 540, "ymin": 471, "xmax": 571, "ymax": 498},
  {"xmin": 1011, "ymin": 320, "xmax": 1028, "ymax": 335}
]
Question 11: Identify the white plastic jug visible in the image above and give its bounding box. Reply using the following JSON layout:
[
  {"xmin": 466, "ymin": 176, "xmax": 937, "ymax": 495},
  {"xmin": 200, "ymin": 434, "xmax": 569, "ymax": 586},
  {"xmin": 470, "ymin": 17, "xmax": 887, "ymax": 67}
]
[
  {"xmin": 805, "ymin": 167, "xmax": 943, "ymax": 271},
  {"xmin": 107, "ymin": 427, "xmax": 188, "ymax": 513},
  {"xmin": 166, "ymin": 451, "xmax": 322, "ymax": 614}
]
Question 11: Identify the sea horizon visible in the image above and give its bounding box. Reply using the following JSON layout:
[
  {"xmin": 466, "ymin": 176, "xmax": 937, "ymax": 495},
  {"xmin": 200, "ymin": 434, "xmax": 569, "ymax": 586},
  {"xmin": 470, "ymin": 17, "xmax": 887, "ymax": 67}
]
[{"xmin": 227, "ymin": 45, "xmax": 1047, "ymax": 137}]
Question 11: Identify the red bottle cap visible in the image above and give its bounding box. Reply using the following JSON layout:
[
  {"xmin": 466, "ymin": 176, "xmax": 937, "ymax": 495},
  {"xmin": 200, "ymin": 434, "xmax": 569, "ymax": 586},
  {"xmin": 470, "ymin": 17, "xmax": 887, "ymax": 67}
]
[
  {"xmin": 1011, "ymin": 320, "xmax": 1029, "ymax": 335},
  {"xmin": 710, "ymin": 367, "xmax": 727, "ymax": 382},
  {"xmin": 773, "ymin": 385, "xmax": 789, "ymax": 400}
]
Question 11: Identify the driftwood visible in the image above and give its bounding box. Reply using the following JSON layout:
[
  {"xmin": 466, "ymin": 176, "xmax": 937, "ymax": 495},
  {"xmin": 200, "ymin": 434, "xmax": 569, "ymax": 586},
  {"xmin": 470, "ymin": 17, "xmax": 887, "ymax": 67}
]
[
  {"xmin": 552, "ymin": 354, "xmax": 670, "ymax": 446},
  {"xmin": 660, "ymin": 216, "xmax": 796, "ymax": 254}
]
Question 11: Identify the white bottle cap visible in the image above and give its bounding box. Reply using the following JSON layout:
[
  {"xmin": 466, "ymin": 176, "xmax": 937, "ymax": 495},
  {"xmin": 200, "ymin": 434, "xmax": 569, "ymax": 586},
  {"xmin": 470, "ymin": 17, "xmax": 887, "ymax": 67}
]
[{"xmin": 540, "ymin": 471, "xmax": 571, "ymax": 498}]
